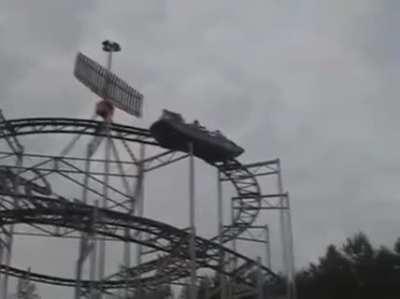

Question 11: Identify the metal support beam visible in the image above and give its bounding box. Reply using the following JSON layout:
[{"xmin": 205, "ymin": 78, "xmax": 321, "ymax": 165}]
[
  {"xmin": 0, "ymin": 143, "xmax": 23, "ymax": 299},
  {"xmin": 256, "ymin": 256, "xmax": 264, "ymax": 299},
  {"xmin": 133, "ymin": 142, "xmax": 145, "ymax": 298},
  {"xmin": 0, "ymin": 228, "xmax": 13, "ymax": 299},
  {"xmin": 277, "ymin": 160, "xmax": 296, "ymax": 299},
  {"xmin": 75, "ymin": 139, "xmax": 94, "ymax": 299},
  {"xmin": 135, "ymin": 142, "xmax": 146, "ymax": 265},
  {"xmin": 217, "ymin": 170, "xmax": 226, "ymax": 299},
  {"xmin": 230, "ymin": 199, "xmax": 238, "ymax": 272},
  {"xmin": 0, "ymin": 110, "xmax": 24, "ymax": 299},
  {"xmin": 98, "ymin": 125, "xmax": 111, "ymax": 299},
  {"xmin": 286, "ymin": 194, "xmax": 296, "ymax": 299},
  {"xmin": 0, "ymin": 110, "xmax": 24, "ymax": 155},
  {"xmin": 188, "ymin": 143, "xmax": 197, "ymax": 299},
  {"xmin": 265, "ymin": 226, "xmax": 271, "ymax": 270},
  {"xmin": 277, "ymin": 160, "xmax": 288, "ymax": 279},
  {"xmin": 89, "ymin": 203, "xmax": 99, "ymax": 298},
  {"xmin": 75, "ymin": 202, "xmax": 99, "ymax": 299}
]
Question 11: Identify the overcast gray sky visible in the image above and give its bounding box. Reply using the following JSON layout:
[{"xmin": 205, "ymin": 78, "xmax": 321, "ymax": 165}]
[{"xmin": 2, "ymin": 1, "xmax": 400, "ymax": 298}]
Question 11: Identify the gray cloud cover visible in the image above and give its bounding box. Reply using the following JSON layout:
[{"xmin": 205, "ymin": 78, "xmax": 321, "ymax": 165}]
[{"xmin": 1, "ymin": 1, "xmax": 400, "ymax": 298}]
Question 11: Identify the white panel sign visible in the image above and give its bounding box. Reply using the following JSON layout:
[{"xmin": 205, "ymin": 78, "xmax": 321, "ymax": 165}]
[{"xmin": 74, "ymin": 52, "xmax": 143, "ymax": 117}]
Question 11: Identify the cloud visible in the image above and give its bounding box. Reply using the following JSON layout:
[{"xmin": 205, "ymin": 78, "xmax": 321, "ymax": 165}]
[{"xmin": 2, "ymin": 1, "xmax": 400, "ymax": 297}]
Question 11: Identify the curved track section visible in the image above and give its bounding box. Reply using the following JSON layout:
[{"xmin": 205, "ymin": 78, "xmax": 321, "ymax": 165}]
[
  {"xmin": 0, "ymin": 117, "xmax": 155, "ymax": 145},
  {"xmin": 213, "ymin": 159, "xmax": 261, "ymax": 243},
  {"xmin": 0, "ymin": 117, "xmax": 270, "ymax": 289},
  {"xmin": 0, "ymin": 195, "xmax": 278, "ymax": 289},
  {"xmin": 0, "ymin": 118, "xmax": 262, "ymax": 244}
]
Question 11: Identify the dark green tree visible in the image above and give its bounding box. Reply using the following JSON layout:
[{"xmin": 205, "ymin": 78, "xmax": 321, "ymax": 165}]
[{"xmin": 296, "ymin": 232, "xmax": 400, "ymax": 299}]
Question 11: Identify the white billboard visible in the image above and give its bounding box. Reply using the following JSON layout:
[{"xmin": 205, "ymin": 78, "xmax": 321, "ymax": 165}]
[{"xmin": 74, "ymin": 52, "xmax": 143, "ymax": 117}]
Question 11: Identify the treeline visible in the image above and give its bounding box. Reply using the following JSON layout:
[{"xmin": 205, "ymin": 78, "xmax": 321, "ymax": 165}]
[
  {"xmin": 17, "ymin": 232, "xmax": 400, "ymax": 299},
  {"xmin": 296, "ymin": 232, "xmax": 400, "ymax": 299},
  {"xmin": 179, "ymin": 232, "xmax": 400, "ymax": 299}
]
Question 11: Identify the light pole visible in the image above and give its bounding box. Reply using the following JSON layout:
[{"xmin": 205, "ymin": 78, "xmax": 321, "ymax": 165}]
[{"xmin": 98, "ymin": 39, "xmax": 121, "ymax": 299}]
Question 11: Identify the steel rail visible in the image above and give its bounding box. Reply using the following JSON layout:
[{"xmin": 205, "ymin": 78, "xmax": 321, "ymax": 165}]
[
  {"xmin": 0, "ymin": 203, "xmax": 279, "ymax": 289},
  {"xmin": 0, "ymin": 118, "xmax": 155, "ymax": 145},
  {"xmin": 0, "ymin": 117, "xmax": 261, "ymax": 243},
  {"xmin": 0, "ymin": 117, "xmax": 271, "ymax": 290}
]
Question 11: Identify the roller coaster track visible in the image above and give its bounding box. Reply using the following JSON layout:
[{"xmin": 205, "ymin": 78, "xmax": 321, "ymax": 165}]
[
  {"xmin": 0, "ymin": 117, "xmax": 155, "ymax": 145},
  {"xmin": 0, "ymin": 118, "xmax": 276, "ymax": 291},
  {"xmin": 0, "ymin": 195, "xmax": 277, "ymax": 289}
]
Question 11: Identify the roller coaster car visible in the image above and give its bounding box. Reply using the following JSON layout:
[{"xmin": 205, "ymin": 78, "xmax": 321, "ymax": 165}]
[{"xmin": 150, "ymin": 109, "xmax": 244, "ymax": 162}]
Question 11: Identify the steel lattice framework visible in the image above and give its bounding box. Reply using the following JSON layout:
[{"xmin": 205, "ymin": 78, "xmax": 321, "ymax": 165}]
[
  {"xmin": 0, "ymin": 196, "xmax": 277, "ymax": 288},
  {"xmin": 0, "ymin": 117, "xmax": 289, "ymax": 298}
]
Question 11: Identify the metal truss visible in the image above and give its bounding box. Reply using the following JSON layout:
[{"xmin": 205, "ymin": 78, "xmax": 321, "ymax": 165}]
[
  {"xmin": 0, "ymin": 118, "xmax": 156, "ymax": 145},
  {"xmin": 0, "ymin": 110, "xmax": 23, "ymax": 299},
  {"xmin": 235, "ymin": 225, "xmax": 271, "ymax": 269},
  {"xmin": 212, "ymin": 160, "xmax": 261, "ymax": 243},
  {"xmin": 142, "ymin": 150, "xmax": 189, "ymax": 172},
  {"xmin": 227, "ymin": 159, "xmax": 296, "ymax": 299},
  {"xmin": 0, "ymin": 197, "xmax": 279, "ymax": 291},
  {"xmin": 0, "ymin": 111, "xmax": 23, "ymax": 155},
  {"xmin": 0, "ymin": 116, "xmax": 285, "ymax": 297},
  {"xmin": 0, "ymin": 117, "xmax": 269, "ymax": 245},
  {"xmin": 0, "ymin": 153, "xmax": 136, "ymax": 214}
]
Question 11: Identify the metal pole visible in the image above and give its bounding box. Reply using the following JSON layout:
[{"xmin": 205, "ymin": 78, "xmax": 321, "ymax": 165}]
[
  {"xmin": 230, "ymin": 199, "xmax": 238, "ymax": 271},
  {"xmin": 123, "ymin": 234, "xmax": 131, "ymax": 299},
  {"xmin": 129, "ymin": 142, "xmax": 145, "ymax": 298},
  {"xmin": 277, "ymin": 160, "xmax": 296, "ymax": 299},
  {"xmin": 188, "ymin": 143, "xmax": 197, "ymax": 299},
  {"xmin": 75, "ymin": 146, "xmax": 93, "ymax": 299},
  {"xmin": 0, "ymin": 232, "xmax": 12, "ymax": 299},
  {"xmin": 98, "ymin": 125, "xmax": 110, "ymax": 299},
  {"xmin": 277, "ymin": 160, "xmax": 289, "ymax": 293},
  {"xmin": 265, "ymin": 225, "xmax": 271, "ymax": 269},
  {"xmin": 89, "ymin": 202, "xmax": 99, "ymax": 299},
  {"xmin": 217, "ymin": 170, "xmax": 226, "ymax": 299},
  {"xmin": 135, "ymin": 143, "xmax": 145, "ymax": 266},
  {"xmin": 98, "ymin": 49, "xmax": 113, "ymax": 299},
  {"xmin": 1, "ymin": 152, "xmax": 23, "ymax": 299},
  {"xmin": 75, "ymin": 238, "xmax": 84, "ymax": 299},
  {"xmin": 106, "ymin": 49, "xmax": 112, "ymax": 71},
  {"xmin": 0, "ymin": 240, "xmax": 4, "ymax": 284},
  {"xmin": 286, "ymin": 194, "xmax": 297, "ymax": 299},
  {"xmin": 256, "ymin": 256, "xmax": 264, "ymax": 299}
]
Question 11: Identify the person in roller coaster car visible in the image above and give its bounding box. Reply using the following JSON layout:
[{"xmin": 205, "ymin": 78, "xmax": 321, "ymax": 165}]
[{"xmin": 192, "ymin": 119, "xmax": 207, "ymax": 132}]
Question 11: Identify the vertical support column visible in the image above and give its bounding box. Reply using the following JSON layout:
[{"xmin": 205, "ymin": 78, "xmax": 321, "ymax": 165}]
[
  {"xmin": 1, "ymin": 150, "xmax": 23, "ymax": 299},
  {"xmin": 217, "ymin": 170, "xmax": 226, "ymax": 299},
  {"xmin": 188, "ymin": 143, "xmax": 197, "ymax": 299},
  {"xmin": 286, "ymin": 194, "xmax": 296, "ymax": 299},
  {"xmin": 277, "ymin": 159, "xmax": 296, "ymax": 299},
  {"xmin": 230, "ymin": 199, "xmax": 238, "ymax": 271},
  {"xmin": 89, "ymin": 202, "xmax": 99, "ymax": 299},
  {"xmin": 75, "ymin": 201, "xmax": 99, "ymax": 299},
  {"xmin": 135, "ymin": 143, "xmax": 146, "ymax": 266},
  {"xmin": 277, "ymin": 159, "xmax": 289, "ymax": 299},
  {"xmin": 123, "ymin": 245, "xmax": 131, "ymax": 298},
  {"xmin": 256, "ymin": 256, "xmax": 264, "ymax": 299},
  {"xmin": 0, "ymin": 240, "xmax": 4, "ymax": 283},
  {"xmin": 131, "ymin": 142, "xmax": 146, "ymax": 298},
  {"xmin": 97, "ymin": 48, "xmax": 113, "ymax": 299},
  {"xmin": 0, "ymin": 230, "xmax": 12, "ymax": 299},
  {"xmin": 229, "ymin": 195, "xmax": 237, "ymax": 299},
  {"xmin": 265, "ymin": 225, "xmax": 272, "ymax": 270},
  {"xmin": 82, "ymin": 150, "xmax": 92, "ymax": 206},
  {"xmin": 98, "ymin": 126, "xmax": 111, "ymax": 299},
  {"xmin": 75, "ymin": 148, "xmax": 93, "ymax": 299},
  {"xmin": 75, "ymin": 236, "xmax": 86, "ymax": 299},
  {"xmin": 277, "ymin": 159, "xmax": 288, "ymax": 280}
]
